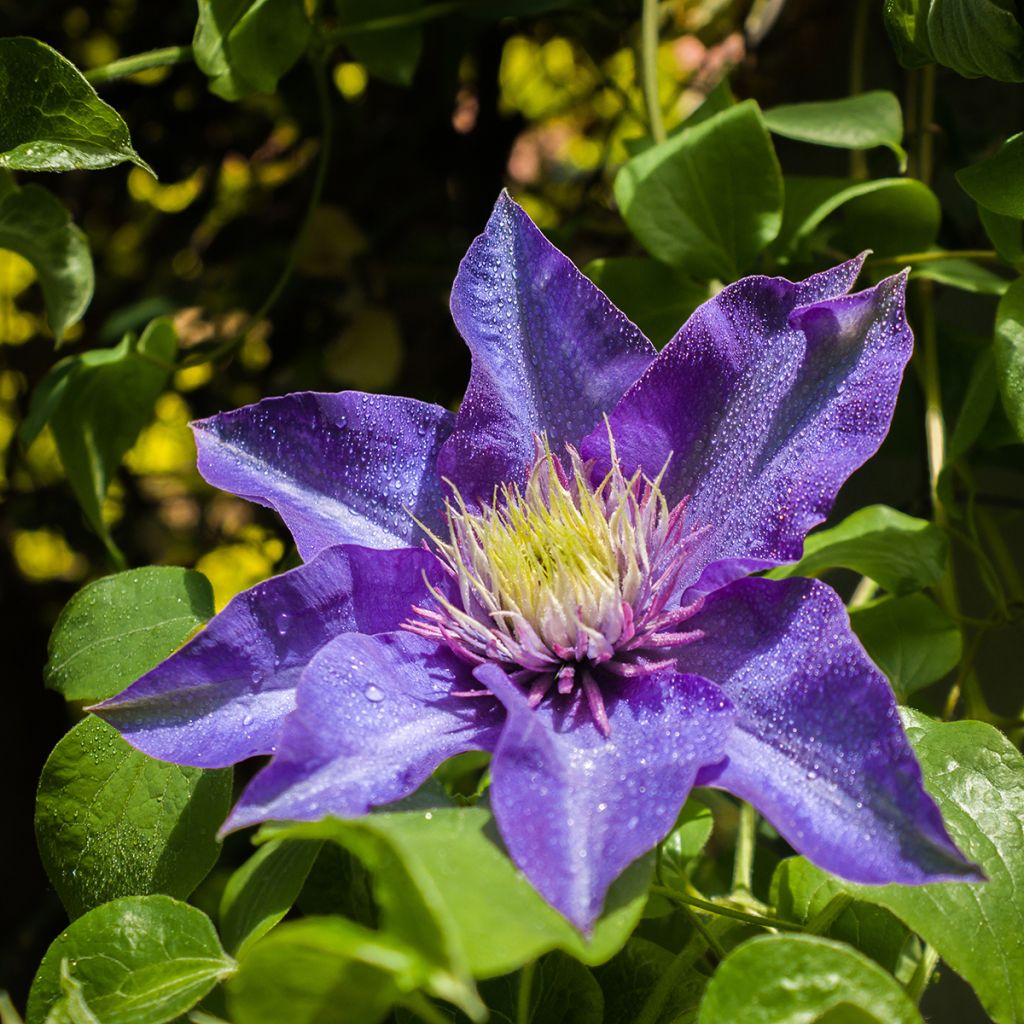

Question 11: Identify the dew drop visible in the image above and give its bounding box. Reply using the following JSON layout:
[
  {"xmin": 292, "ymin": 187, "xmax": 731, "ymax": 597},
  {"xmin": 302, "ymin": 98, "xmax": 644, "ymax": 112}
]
[{"xmin": 364, "ymin": 684, "xmax": 385, "ymax": 702}]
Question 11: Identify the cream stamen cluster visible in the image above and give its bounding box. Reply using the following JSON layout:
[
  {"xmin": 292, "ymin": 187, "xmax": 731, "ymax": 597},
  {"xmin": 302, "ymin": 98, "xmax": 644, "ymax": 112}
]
[{"xmin": 405, "ymin": 437, "xmax": 705, "ymax": 734}]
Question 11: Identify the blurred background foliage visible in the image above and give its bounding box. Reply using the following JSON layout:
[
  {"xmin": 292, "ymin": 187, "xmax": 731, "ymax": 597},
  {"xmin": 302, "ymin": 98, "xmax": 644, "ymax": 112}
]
[{"xmin": 2, "ymin": 0, "xmax": 1023, "ymax": 1015}]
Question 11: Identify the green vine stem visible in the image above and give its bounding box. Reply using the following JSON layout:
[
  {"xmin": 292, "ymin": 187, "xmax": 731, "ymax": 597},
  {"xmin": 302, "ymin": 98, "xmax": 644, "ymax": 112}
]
[
  {"xmin": 906, "ymin": 942, "xmax": 941, "ymax": 1004},
  {"xmin": 871, "ymin": 249, "xmax": 999, "ymax": 267},
  {"xmin": 85, "ymin": 45, "xmax": 193, "ymax": 84},
  {"xmin": 641, "ymin": 0, "xmax": 666, "ymax": 144},
  {"xmin": 649, "ymin": 885, "xmax": 804, "ymax": 932},
  {"xmin": 631, "ymin": 934, "xmax": 709, "ymax": 1024},
  {"xmin": 731, "ymin": 801, "xmax": 756, "ymax": 896},
  {"xmin": 516, "ymin": 960, "xmax": 536, "ymax": 1024}
]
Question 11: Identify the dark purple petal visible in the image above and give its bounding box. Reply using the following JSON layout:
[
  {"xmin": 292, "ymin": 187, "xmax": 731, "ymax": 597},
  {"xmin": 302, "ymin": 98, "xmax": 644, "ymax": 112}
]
[
  {"xmin": 438, "ymin": 192, "xmax": 655, "ymax": 501},
  {"xmin": 682, "ymin": 576, "xmax": 980, "ymax": 884},
  {"xmin": 224, "ymin": 631, "xmax": 504, "ymax": 832},
  {"xmin": 193, "ymin": 391, "xmax": 454, "ymax": 560},
  {"xmin": 93, "ymin": 546, "xmax": 446, "ymax": 768},
  {"xmin": 582, "ymin": 268, "xmax": 912, "ymax": 596},
  {"xmin": 476, "ymin": 663, "xmax": 734, "ymax": 932}
]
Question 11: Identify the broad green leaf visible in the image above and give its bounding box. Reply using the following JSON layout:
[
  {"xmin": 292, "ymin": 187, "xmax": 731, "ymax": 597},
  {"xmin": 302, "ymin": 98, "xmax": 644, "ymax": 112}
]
[
  {"xmin": 850, "ymin": 593, "xmax": 962, "ymax": 698},
  {"xmin": 0, "ymin": 38, "xmax": 150, "ymax": 172},
  {"xmin": 584, "ymin": 257, "xmax": 708, "ymax": 347},
  {"xmin": 35, "ymin": 716, "xmax": 232, "ymax": 919},
  {"xmin": 773, "ymin": 176, "xmax": 939, "ymax": 260},
  {"xmin": 24, "ymin": 318, "xmax": 176, "ymax": 557},
  {"xmin": 912, "ymin": 258, "xmax": 1010, "ymax": 295},
  {"xmin": 43, "ymin": 962, "xmax": 100, "ymax": 1024},
  {"xmin": 994, "ymin": 276, "xmax": 1024, "ymax": 441},
  {"xmin": 220, "ymin": 840, "xmax": 322, "ymax": 956},
  {"xmin": 335, "ymin": 0, "xmax": 423, "ymax": 86},
  {"xmin": 0, "ymin": 170, "xmax": 93, "ymax": 343},
  {"xmin": 45, "ymin": 566, "xmax": 214, "ymax": 703},
  {"xmin": 980, "ymin": 205, "xmax": 1024, "ymax": 265},
  {"xmin": 194, "ymin": 0, "xmax": 311, "ymax": 100},
  {"xmin": 796, "ymin": 711, "xmax": 1024, "ymax": 1024},
  {"xmin": 226, "ymin": 918, "xmax": 431, "ymax": 1024},
  {"xmin": 27, "ymin": 896, "xmax": 234, "ymax": 1024},
  {"xmin": 950, "ymin": 347, "xmax": 998, "ymax": 458},
  {"xmin": 697, "ymin": 934, "xmax": 922, "ymax": 1024},
  {"xmin": 266, "ymin": 804, "xmax": 653, "ymax": 980},
  {"xmin": 957, "ymin": 133, "xmax": 1024, "ymax": 218},
  {"xmin": 764, "ymin": 92, "xmax": 906, "ymax": 168},
  {"xmin": 615, "ymin": 100, "xmax": 783, "ymax": 280},
  {"xmin": 771, "ymin": 858, "xmax": 908, "ymax": 973},
  {"xmin": 769, "ymin": 504, "xmax": 947, "ymax": 595}
]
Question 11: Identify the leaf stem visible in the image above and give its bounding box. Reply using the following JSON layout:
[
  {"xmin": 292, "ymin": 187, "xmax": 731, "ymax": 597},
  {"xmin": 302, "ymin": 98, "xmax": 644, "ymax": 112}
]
[
  {"xmin": 870, "ymin": 249, "xmax": 1000, "ymax": 268},
  {"xmin": 631, "ymin": 934, "xmax": 707, "ymax": 1024},
  {"xmin": 650, "ymin": 885, "xmax": 804, "ymax": 932},
  {"xmin": 731, "ymin": 801, "xmax": 756, "ymax": 895},
  {"xmin": 805, "ymin": 893, "xmax": 853, "ymax": 935},
  {"xmin": 328, "ymin": 0, "xmax": 462, "ymax": 37},
  {"xmin": 641, "ymin": 0, "xmax": 667, "ymax": 144},
  {"xmin": 516, "ymin": 960, "xmax": 536, "ymax": 1024},
  {"xmin": 906, "ymin": 942, "xmax": 940, "ymax": 1004},
  {"xmin": 848, "ymin": 0, "xmax": 870, "ymax": 179},
  {"xmin": 85, "ymin": 45, "xmax": 193, "ymax": 84}
]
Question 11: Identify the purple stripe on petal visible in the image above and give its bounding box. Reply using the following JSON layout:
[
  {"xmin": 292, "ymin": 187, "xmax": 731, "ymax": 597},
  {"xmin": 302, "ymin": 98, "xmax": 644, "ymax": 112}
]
[
  {"xmin": 193, "ymin": 391, "xmax": 454, "ymax": 560},
  {"xmin": 438, "ymin": 192, "xmax": 655, "ymax": 501},
  {"xmin": 682, "ymin": 576, "xmax": 980, "ymax": 884},
  {"xmin": 477, "ymin": 663, "xmax": 733, "ymax": 933},
  {"xmin": 224, "ymin": 631, "xmax": 504, "ymax": 832},
  {"xmin": 93, "ymin": 546, "xmax": 446, "ymax": 768},
  {"xmin": 582, "ymin": 268, "xmax": 913, "ymax": 597}
]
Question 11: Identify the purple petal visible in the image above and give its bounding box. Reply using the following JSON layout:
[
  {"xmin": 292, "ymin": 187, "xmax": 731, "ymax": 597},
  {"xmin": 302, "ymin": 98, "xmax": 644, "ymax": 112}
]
[
  {"xmin": 582, "ymin": 268, "xmax": 912, "ymax": 596},
  {"xmin": 682, "ymin": 576, "xmax": 980, "ymax": 884},
  {"xmin": 224, "ymin": 631, "xmax": 504, "ymax": 831},
  {"xmin": 438, "ymin": 192, "xmax": 655, "ymax": 501},
  {"xmin": 93, "ymin": 546, "xmax": 445, "ymax": 768},
  {"xmin": 476, "ymin": 663, "xmax": 734, "ymax": 932},
  {"xmin": 193, "ymin": 391, "xmax": 453, "ymax": 560}
]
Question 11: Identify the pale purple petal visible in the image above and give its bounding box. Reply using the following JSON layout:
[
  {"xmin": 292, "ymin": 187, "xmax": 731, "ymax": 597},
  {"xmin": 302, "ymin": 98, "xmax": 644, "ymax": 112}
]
[
  {"xmin": 582, "ymin": 269, "xmax": 912, "ymax": 597},
  {"xmin": 224, "ymin": 631, "xmax": 504, "ymax": 832},
  {"xmin": 92, "ymin": 546, "xmax": 446, "ymax": 768},
  {"xmin": 682, "ymin": 576, "xmax": 980, "ymax": 883},
  {"xmin": 438, "ymin": 192, "xmax": 655, "ymax": 501},
  {"xmin": 193, "ymin": 391, "xmax": 453, "ymax": 560},
  {"xmin": 476, "ymin": 663, "xmax": 733, "ymax": 932}
]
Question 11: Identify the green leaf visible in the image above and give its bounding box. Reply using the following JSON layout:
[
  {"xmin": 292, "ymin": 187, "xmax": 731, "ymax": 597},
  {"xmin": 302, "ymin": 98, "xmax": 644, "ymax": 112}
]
[
  {"xmin": 615, "ymin": 100, "xmax": 783, "ymax": 280},
  {"xmin": 850, "ymin": 594, "xmax": 962, "ymax": 698},
  {"xmin": 220, "ymin": 840, "xmax": 322, "ymax": 957},
  {"xmin": 584, "ymin": 257, "xmax": 707, "ymax": 347},
  {"xmin": 764, "ymin": 92, "xmax": 906, "ymax": 168},
  {"xmin": 43, "ymin": 962, "xmax": 101, "ymax": 1024},
  {"xmin": 769, "ymin": 504, "xmax": 947, "ymax": 595},
  {"xmin": 23, "ymin": 318, "xmax": 176, "ymax": 558},
  {"xmin": 27, "ymin": 896, "xmax": 234, "ymax": 1024},
  {"xmin": 696, "ymin": 934, "xmax": 923, "ymax": 1024},
  {"xmin": 773, "ymin": 177, "xmax": 939, "ymax": 260},
  {"xmin": 771, "ymin": 858, "xmax": 908, "ymax": 972},
  {"xmin": 0, "ymin": 38, "xmax": 150, "ymax": 172},
  {"xmin": 193, "ymin": 0, "xmax": 311, "ymax": 100},
  {"xmin": 912, "ymin": 258, "xmax": 1010, "ymax": 295},
  {"xmin": 35, "ymin": 716, "xmax": 232, "ymax": 919},
  {"xmin": 950, "ymin": 347, "xmax": 998, "ymax": 459},
  {"xmin": 335, "ymin": 0, "xmax": 423, "ymax": 86},
  {"xmin": 980, "ymin": 205, "xmax": 1024, "ymax": 265},
  {"xmin": 45, "ymin": 566, "xmax": 214, "ymax": 703},
  {"xmin": 794, "ymin": 710, "xmax": 1024, "ymax": 1024},
  {"xmin": 227, "ymin": 917, "xmax": 434, "ymax": 1024},
  {"xmin": 994, "ymin": 276, "xmax": 1024, "ymax": 441},
  {"xmin": 477, "ymin": 953, "xmax": 604, "ymax": 1024},
  {"xmin": 266, "ymin": 804, "xmax": 652, "ymax": 980},
  {"xmin": 957, "ymin": 133, "xmax": 1024, "ymax": 218},
  {"xmin": 0, "ymin": 170, "xmax": 93, "ymax": 343}
]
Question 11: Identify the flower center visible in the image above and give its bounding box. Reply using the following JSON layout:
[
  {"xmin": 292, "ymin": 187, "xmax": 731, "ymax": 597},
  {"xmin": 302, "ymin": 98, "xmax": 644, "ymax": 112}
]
[{"xmin": 405, "ymin": 437, "xmax": 705, "ymax": 734}]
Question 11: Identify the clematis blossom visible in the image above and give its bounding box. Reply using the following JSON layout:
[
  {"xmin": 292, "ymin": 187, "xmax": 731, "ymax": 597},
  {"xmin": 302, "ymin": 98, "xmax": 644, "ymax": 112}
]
[{"xmin": 94, "ymin": 192, "xmax": 980, "ymax": 932}]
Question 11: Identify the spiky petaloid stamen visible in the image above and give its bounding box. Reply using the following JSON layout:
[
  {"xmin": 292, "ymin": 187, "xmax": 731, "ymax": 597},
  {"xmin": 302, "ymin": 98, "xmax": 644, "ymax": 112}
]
[{"xmin": 404, "ymin": 435, "xmax": 705, "ymax": 734}]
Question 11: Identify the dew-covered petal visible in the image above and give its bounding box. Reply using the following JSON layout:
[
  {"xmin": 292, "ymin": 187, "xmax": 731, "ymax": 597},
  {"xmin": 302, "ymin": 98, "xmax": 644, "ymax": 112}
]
[
  {"xmin": 193, "ymin": 391, "xmax": 454, "ymax": 560},
  {"xmin": 92, "ymin": 546, "xmax": 447, "ymax": 768},
  {"xmin": 224, "ymin": 631, "xmax": 504, "ymax": 831},
  {"xmin": 476, "ymin": 663, "xmax": 733, "ymax": 932},
  {"xmin": 682, "ymin": 576, "xmax": 980, "ymax": 884},
  {"xmin": 438, "ymin": 192, "xmax": 655, "ymax": 501},
  {"xmin": 582, "ymin": 268, "xmax": 912, "ymax": 596}
]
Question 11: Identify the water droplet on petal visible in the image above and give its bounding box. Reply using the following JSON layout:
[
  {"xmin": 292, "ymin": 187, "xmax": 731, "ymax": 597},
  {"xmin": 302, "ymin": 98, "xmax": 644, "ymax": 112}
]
[{"xmin": 364, "ymin": 684, "xmax": 385, "ymax": 702}]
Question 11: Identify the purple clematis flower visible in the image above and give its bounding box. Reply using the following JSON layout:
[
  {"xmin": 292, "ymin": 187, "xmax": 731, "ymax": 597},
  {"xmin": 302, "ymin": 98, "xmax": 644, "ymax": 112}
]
[{"xmin": 94, "ymin": 192, "xmax": 980, "ymax": 932}]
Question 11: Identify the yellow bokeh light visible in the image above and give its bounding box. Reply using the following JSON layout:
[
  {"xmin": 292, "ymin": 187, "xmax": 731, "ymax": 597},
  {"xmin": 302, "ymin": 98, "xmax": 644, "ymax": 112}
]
[
  {"xmin": 334, "ymin": 62, "xmax": 368, "ymax": 101},
  {"xmin": 12, "ymin": 529, "xmax": 88, "ymax": 583}
]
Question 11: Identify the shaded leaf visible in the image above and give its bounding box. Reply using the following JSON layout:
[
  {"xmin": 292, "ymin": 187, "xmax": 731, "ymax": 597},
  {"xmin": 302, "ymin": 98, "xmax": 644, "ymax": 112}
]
[
  {"xmin": 957, "ymin": 133, "xmax": 1024, "ymax": 218},
  {"xmin": 950, "ymin": 347, "xmax": 998, "ymax": 458},
  {"xmin": 335, "ymin": 0, "xmax": 423, "ymax": 86},
  {"xmin": 0, "ymin": 37, "xmax": 150, "ymax": 172},
  {"xmin": 0, "ymin": 170, "xmax": 93, "ymax": 343},
  {"xmin": 994, "ymin": 276, "xmax": 1024, "ymax": 440},
  {"xmin": 45, "ymin": 566, "xmax": 213, "ymax": 704},
  {"xmin": 35, "ymin": 716, "xmax": 232, "ymax": 918},
  {"xmin": 912, "ymin": 258, "xmax": 1010, "ymax": 295},
  {"xmin": 27, "ymin": 896, "xmax": 234, "ymax": 1024}
]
